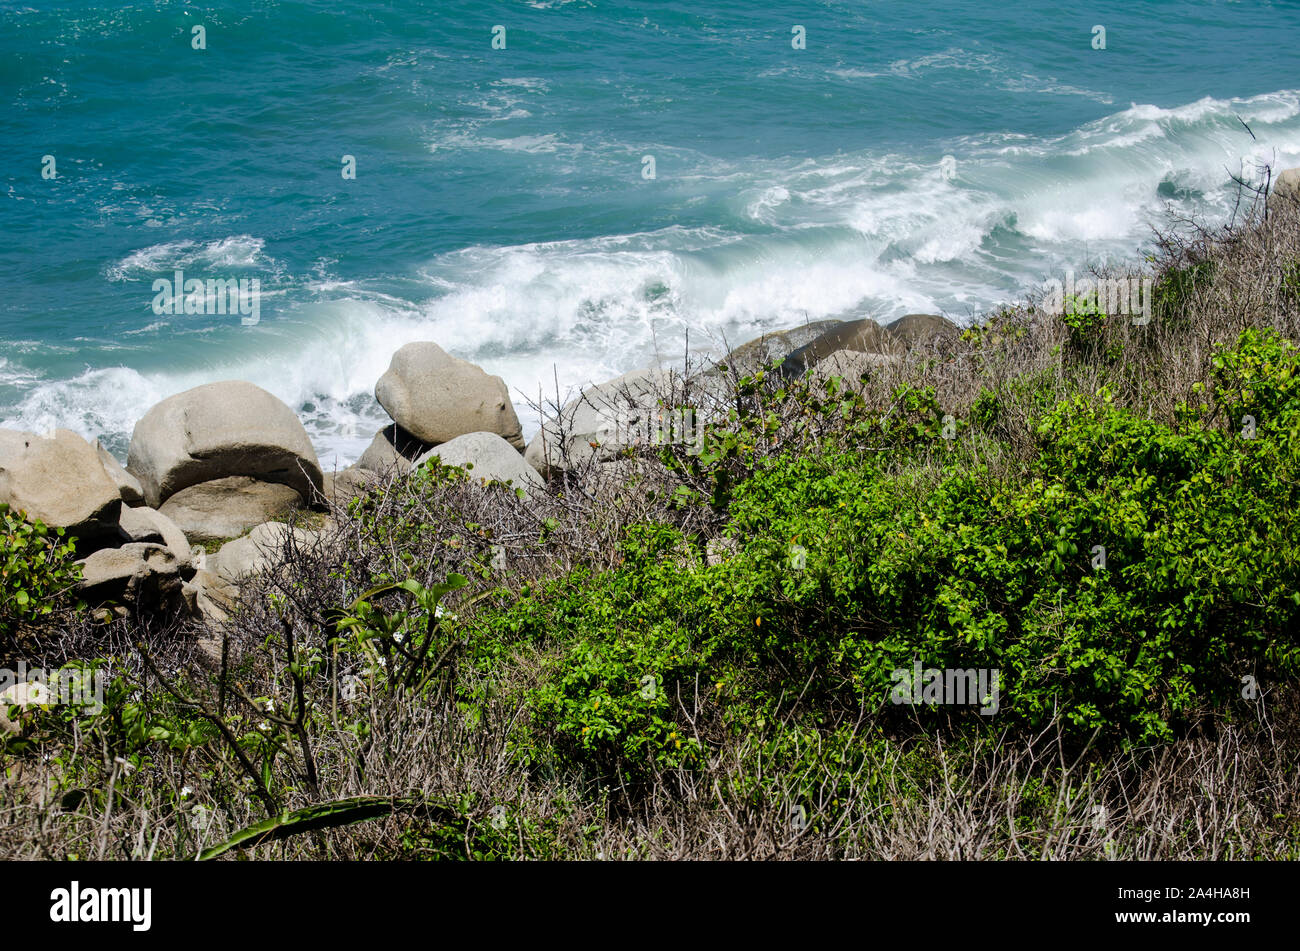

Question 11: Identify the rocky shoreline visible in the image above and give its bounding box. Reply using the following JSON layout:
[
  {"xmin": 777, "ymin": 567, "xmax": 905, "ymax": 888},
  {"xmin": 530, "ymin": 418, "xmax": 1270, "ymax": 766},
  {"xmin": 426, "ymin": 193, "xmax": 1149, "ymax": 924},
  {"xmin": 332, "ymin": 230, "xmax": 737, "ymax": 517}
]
[
  {"xmin": 7, "ymin": 167, "xmax": 1299, "ymax": 631},
  {"xmin": 0, "ymin": 311, "xmax": 960, "ymax": 632}
]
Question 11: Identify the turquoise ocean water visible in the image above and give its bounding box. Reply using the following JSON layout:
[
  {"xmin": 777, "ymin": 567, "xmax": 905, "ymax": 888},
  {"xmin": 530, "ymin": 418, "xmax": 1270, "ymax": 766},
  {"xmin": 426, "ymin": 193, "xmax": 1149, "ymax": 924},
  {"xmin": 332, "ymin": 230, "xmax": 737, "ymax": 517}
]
[{"xmin": 3, "ymin": 0, "xmax": 1300, "ymax": 466}]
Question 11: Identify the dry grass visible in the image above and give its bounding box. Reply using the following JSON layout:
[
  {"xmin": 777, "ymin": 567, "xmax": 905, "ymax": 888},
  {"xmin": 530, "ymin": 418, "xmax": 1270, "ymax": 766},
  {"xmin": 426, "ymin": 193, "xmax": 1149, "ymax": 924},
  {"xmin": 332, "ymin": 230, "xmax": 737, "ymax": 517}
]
[{"xmin": 4, "ymin": 682, "xmax": 1296, "ymax": 860}]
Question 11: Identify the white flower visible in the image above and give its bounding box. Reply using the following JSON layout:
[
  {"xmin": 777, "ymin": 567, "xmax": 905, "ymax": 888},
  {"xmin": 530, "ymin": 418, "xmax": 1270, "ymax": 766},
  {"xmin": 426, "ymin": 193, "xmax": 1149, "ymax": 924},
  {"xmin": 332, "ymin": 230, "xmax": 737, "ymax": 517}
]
[{"xmin": 180, "ymin": 785, "xmax": 192, "ymax": 798}]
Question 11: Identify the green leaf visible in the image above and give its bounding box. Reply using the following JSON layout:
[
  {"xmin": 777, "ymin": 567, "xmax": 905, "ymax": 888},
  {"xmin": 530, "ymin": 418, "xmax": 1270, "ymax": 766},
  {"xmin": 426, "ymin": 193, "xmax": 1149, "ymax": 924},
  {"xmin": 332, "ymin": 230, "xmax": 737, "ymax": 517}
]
[{"xmin": 196, "ymin": 796, "xmax": 460, "ymax": 860}]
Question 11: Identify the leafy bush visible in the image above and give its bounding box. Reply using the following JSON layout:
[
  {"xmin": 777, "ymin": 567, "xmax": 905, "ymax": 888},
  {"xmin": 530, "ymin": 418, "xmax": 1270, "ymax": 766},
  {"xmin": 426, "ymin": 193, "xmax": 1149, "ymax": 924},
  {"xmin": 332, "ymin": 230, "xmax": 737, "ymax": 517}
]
[
  {"xmin": 1, "ymin": 505, "xmax": 81, "ymax": 636},
  {"xmin": 519, "ymin": 527, "xmax": 709, "ymax": 774},
  {"xmin": 479, "ymin": 328, "xmax": 1300, "ymax": 774},
  {"xmin": 1062, "ymin": 291, "xmax": 1108, "ymax": 343}
]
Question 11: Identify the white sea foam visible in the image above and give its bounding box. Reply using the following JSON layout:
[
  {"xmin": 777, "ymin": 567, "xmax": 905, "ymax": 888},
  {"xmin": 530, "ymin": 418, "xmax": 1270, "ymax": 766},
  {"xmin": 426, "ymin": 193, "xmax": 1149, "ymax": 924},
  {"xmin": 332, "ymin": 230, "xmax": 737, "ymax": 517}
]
[
  {"xmin": 106, "ymin": 235, "xmax": 272, "ymax": 282},
  {"xmin": 8, "ymin": 90, "xmax": 1300, "ymax": 467},
  {"xmin": 430, "ymin": 130, "xmax": 581, "ymax": 154}
]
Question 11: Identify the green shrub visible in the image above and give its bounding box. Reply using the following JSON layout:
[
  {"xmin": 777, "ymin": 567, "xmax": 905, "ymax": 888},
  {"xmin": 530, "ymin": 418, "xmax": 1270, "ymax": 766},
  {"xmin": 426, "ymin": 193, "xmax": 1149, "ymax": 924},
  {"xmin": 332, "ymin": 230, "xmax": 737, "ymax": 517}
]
[
  {"xmin": 1210, "ymin": 328, "xmax": 1300, "ymax": 434},
  {"xmin": 526, "ymin": 526, "xmax": 709, "ymax": 774},
  {"xmin": 1, "ymin": 505, "xmax": 81, "ymax": 635},
  {"xmin": 479, "ymin": 328, "xmax": 1300, "ymax": 774},
  {"xmin": 1063, "ymin": 291, "xmax": 1108, "ymax": 341}
]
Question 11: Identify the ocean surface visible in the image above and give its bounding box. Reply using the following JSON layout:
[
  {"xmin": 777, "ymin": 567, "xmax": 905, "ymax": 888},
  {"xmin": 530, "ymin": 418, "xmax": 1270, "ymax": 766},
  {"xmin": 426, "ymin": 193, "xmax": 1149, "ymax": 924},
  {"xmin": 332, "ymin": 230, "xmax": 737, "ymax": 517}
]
[{"xmin": 3, "ymin": 0, "xmax": 1300, "ymax": 469}]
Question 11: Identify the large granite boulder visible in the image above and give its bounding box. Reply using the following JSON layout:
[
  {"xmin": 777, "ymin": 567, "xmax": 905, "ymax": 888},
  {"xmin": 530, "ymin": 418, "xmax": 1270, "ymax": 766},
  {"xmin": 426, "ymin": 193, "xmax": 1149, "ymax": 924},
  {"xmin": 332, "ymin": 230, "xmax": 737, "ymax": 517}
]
[
  {"xmin": 159, "ymin": 476, "xmax": 304, "ymax": 544},
  {"xmin": 126, "ymin": 381, "xmax": 322, "ymax": 508},
  {"xmin": 118, "ymin": 505, "xmax": 193, "ymax": 567},
  {"xmin": 0, "ymin": 428, "xmax": 122, "ymax": 541},
  {"xmin": 1273, "ymin": 167, "xmax": 1300, "ymax": 204},
  {"xmin": 375, "ymin": 342, "xmax": 523, "ymax": 450},
  {"xmin": 181, "ymin": 568, "xmax": 241, "ymax": 626},
  {"xmin": 355, "ymin": 423, "xmax": 431, "ymax": 475},
  {"xmin": 524, "ymin": 368, "xmax": 683, "ymax": 475},
  {"xmin": 810, "ymin": 349, "xmax": 898, "ymax": 390},
  {"xmin": 95, "ymin": 440, "xmax": 145, "ymax": 506},
  {"xmin": 77, "ymin": 542, "xmax": 187, "ymax": 615},
  {"xmin": 716, "ymin": 319, "xmax": 845, "ymax": 374},
  {"xmin": 884, "ymin": 313, "xmax": 959, "ymax": 349},
  {"xmin": 777, "ymin": 314, "xmax": 957, "ymax": 378},
  {"xmin": 414, "ymin": 431, "xmax": 544, "ymax": 493},
  {"xmin": 317, "ymin": 467, "xmax": 379, "ymax": 506},
  {"xmin": 781, "ymin": 319, "xmax": 893, "ymax": 378},
  {"xmin": 207, "ymin": 521, "xmax": 315, "ymax": 583}
]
